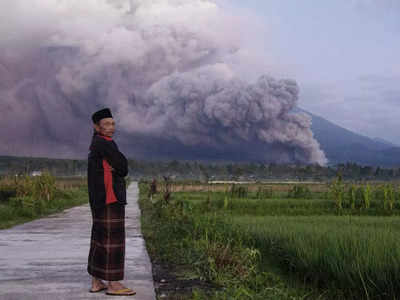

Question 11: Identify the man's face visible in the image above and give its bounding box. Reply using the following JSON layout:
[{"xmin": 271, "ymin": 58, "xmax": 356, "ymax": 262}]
[{"xmin": 94, "ymin": 117, "xmax": 115, "ymax": 137}]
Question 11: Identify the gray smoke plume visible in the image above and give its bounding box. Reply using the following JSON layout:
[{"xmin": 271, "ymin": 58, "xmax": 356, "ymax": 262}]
[{"xmin": 0, "ymin": 0, "xmax": 327, "ymax": 165}]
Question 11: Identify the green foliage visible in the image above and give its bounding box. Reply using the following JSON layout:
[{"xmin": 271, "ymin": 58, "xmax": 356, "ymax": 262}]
[
  {"xmin": 223, "ymin": 196, "xmax": 229, "ymax": 210},
  {"xmin": 230, "ymin": 184, "xmax": 248, "ymax": 198},
  {"xmin": 239, "ymin": 215, "xmax": 400, "ymax": 299},
  {"xmin": 256, "ymin": 187, "xmax": 274, "ymax": 199},
  {"xmin": 0, "ymin": 173, "xmax": 87, "ymax": 229},
  {"xmin": 0, "ymin": 185, "xmax": 16, "ymax": 203},
  {"xmin": 362, "ymin": 184, "xmax": 371, "ymax": 209},
  {"xmin": 4, "ymin": 155, "xmax": 400, "ymax": 182},
  {"xmin": 287, "ymin": 185, "xmax": 311, "ymax": 199},
  {"xmin": 138, "ymin": 183, "xmax": 304, "ymax": 299},
  {"xmin": 329, "ymin": 174, "xmax": 345, "ymax": 212},
  {"xmin": 139, "ymin": 180, "xmax": 400, "ymax": 299},
  {"xmin": 348, "ymin": 185, "xmax": 357, "ymax": 209},
  {"xmin": 125, "ymin": 176, "xmax": 132, "ymax": 188},
  {"xmin": 9, "ymin": 171, "xmax": 57, "ymax": 215},
  {"xmin": 383, "ymin": 184, "xmax": 395, "ymax": 210}
]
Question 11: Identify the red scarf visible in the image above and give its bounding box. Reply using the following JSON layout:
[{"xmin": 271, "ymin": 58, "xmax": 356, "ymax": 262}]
[{"xmin": 97, "ymin": 133, "xmax": 117, "ymax": 204}]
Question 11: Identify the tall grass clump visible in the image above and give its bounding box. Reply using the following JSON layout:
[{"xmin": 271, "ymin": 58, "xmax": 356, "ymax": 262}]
[
  {"xmin": 9, "ymin": 171, "xmax": 57, "ymax": 216},
  {"xmin": 383, "ymin": 184, "xmax": 395, "ymax": 211},
  {"xmin": 0, "ymin": 172, "xmax": 88, "ymax": 229},
  {"xmin": 329, "ymin": 174, "xmax": 345, "ymax": 213},
  {"xmin": 230, "ymin": 184, "xmax": 248, "ymax": 198},
  {"xmin": 256, "ymin": 186, "xmax": 274, "ymax": 199},
  {"xmin": 363, "ymin": 184, "xmax": 371, "ymax": 209},
  {"xmin": 0, "ymin": 181, "xmax": 17, "ymax": 203},
  {"xmin": 348, "ymin": 184, "xmax": 357, "ymax": 209},
  {"xmin": 287, "ymin": 185, "xmax": 311, "ymax": 199}
]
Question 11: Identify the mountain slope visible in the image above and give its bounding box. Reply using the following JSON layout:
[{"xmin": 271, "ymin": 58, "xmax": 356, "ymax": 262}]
[{"xmin": 302, "ymin": 109, "xmax": 400, "ymax": 166}]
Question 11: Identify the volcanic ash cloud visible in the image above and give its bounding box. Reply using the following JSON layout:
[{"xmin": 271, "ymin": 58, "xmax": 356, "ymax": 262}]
[{"xmin": 0, "ymin": 0, "xmax": 327, "ymax": 165}]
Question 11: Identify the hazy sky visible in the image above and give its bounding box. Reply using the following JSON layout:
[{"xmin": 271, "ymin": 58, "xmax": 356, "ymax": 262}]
[
  {"xmin": 0, "ymin": 0, "xmax": 327, "ymax": 163},
  {"xmin": 229, "ymin": 0, "xmax": 400, "ymax": 145},
  {"xmin": 0, "ymin": 0, "xmax": 398, "ymax": 162}
]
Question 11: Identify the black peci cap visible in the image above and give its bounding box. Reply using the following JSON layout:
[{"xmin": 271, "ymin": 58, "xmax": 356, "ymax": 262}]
[{"xmin": 92, "ymin": 108, "xmax": 113, "ymax": 124}]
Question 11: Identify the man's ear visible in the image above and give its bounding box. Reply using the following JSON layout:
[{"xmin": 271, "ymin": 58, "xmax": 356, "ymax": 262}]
[{"xmin": 93, "ymin": 122, "xmax": 100, "ymax": 132}]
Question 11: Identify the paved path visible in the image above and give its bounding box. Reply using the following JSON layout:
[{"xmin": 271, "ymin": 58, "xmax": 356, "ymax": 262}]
[{"xmin": 0, "ymin": 182, "xmax": 156, "ymax": 300}]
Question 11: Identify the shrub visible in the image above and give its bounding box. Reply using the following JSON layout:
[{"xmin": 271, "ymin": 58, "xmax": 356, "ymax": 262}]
[
  {"xmin": 230, "ymin": 184, "xmax": 248, "ymax": 198},
  {"xmin": 256, "ymin": 187, "xmax": 274, "ymax": 199},
  {"xmin": 0, "ymin": 186, "xmax": 17, "ymax": 203},
  {"xmin": 287, "ymin": 185, "xmax": 311, "ymax": 199}
]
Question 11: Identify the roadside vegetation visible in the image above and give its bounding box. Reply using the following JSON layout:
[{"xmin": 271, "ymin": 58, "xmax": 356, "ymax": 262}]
[
  {"xmin": 0, "ymin": 172, "xmax": 88, "ymax": 229},
  {"xmin": 139, "ymin": 178, "xmax": 400, "ymax": 299}
]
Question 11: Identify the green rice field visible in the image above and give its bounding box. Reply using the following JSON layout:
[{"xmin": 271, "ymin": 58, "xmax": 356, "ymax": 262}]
[{"xmin": 140, "ymin": 181, "xmax": 400, "ymax": 299}]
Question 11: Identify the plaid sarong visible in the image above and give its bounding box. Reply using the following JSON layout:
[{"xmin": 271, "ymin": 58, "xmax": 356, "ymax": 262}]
[{"xmin": 87, "ymin": 202, "xmax": 125, "ymax": 281}]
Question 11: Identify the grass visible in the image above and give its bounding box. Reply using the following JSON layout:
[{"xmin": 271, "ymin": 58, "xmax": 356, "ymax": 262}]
[
  {"xmin": 139, "ymin": 182, "xmax": 321, "ymax": 299},
  {"xmin": 0, "ymin": 173, "xmax": 89, "ymax": 229},
  {"xmin": 234, "ymin": 215, "xmax": 400, "ymax": 299},
  {"xmin": 139, "ymin": 180, "xmax": 400, "ymax": 299},
  {"xmin": 181, "ymin": 190, "xmax": 400, "ymax": 216},
  {"xmin": 0, "ymin": 185, "xmax": 88, "ymax": 229},
  {"xmin": 0, "ymin": 174, "xmax": 131, "ymax": 230}
]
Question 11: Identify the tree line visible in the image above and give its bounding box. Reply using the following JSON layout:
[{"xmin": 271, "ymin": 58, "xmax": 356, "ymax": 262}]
[{"xmin": 1, "ymin": 156, "xmax": 399, "ymax": 181}]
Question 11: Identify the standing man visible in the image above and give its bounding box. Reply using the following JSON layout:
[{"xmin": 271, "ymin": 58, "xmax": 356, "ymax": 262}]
[{"xmin": 87, "ymin": 108, "xmax": 136, "ymax": 296}]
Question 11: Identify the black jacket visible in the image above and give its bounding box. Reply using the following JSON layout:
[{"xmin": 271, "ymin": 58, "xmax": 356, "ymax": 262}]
[{"xmin": 87, "ymin": 132, "xmax": 128, "ymax": 210}]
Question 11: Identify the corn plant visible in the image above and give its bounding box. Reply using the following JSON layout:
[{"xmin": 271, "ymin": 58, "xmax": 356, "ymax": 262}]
[
  {"xmin": 330, "ymin": 174, "xmax": 345, "ymax": 212},
  {"xmin": 381, "ymin": 184, "xmax": 395, "ymax": 210},
  {"xmin": 224, "ymin": 195, "xmax": 229, "ymax": 210},
  {"xmin": 348, "ymin": 184, "xmax": 356, "ymax": 209},
  {"xmin": 384, "ymin": 184, "xmax": 395, "ymax": 211},
  {"xmin": 397, "ymin": 186, "xmax": 400, "ymax": 207},
  {"xmin": 10, "ymin": 171, "xmax": 57, "ymax": 214},
  {"xmin": 363, "ymin": 184, "xmax": 371, "ymax": 209},
  {"xmin": 33, "ymin": 171, "xmax": 56, "ymax": 203}
]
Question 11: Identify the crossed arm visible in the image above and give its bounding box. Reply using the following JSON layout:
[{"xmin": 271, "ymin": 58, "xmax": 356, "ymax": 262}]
[{"xmin": 96, "ymin": 139, "xmax": 128, "ymax": 177}]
